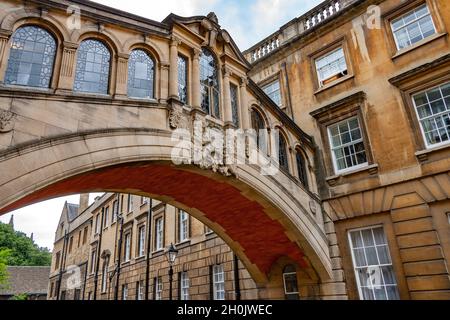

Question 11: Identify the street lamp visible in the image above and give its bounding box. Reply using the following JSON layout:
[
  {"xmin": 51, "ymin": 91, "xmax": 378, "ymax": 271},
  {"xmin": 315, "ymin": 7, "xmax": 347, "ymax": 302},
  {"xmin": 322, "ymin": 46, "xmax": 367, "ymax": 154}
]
[{"xmin": 165, "ymin": 243, "xmax": 178, "ymax": 300}]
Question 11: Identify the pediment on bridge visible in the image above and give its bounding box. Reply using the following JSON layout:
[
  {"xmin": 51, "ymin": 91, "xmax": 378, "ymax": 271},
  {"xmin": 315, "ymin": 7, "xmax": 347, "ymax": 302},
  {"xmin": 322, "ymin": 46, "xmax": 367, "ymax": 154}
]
[{"xmin": 163, "ymin": 13, "xmax": 251, "ymax": 70}]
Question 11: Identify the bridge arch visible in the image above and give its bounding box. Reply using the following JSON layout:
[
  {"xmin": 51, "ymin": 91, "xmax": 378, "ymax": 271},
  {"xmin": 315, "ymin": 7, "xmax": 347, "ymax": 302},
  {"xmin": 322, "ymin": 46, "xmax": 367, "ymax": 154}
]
[{"xmin": 0, "ymin": 128, "xmax": 332, "ymax": 285}]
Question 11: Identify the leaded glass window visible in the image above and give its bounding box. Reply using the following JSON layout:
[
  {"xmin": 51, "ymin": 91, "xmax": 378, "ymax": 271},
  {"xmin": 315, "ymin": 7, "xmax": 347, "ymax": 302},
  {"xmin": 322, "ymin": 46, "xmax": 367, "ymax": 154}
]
[
  {"xmin": 200, "ymin": 48, "xmax": 220, "ymax": 118},
  {"xmin": 296, "ymin": 150, "xmax": 309, "ymax": 188},
  {"xmin": 128, "ymin": 49, "xmax": 154, "ymax": 99},
  {"xmin": 251, "ymin": 109, "xmax": 267, "ymax": 153},
  {"xmin": 230, "ymin": 84, "xmax": 239, "ymax": 127},
  {"xmin": 5, "ymin": 26, "xmax": 56, "ymax": 88},
  {"xmin": 178, "ymin": 55, "xmax": 188, "ymax": 104},
  {"xmin": 278, "ymin": 132, "xmax": 289, "ymax": 172},
  {"xmin": 74, "ymin": 39, "xmax": 110, "ymax": 94}
]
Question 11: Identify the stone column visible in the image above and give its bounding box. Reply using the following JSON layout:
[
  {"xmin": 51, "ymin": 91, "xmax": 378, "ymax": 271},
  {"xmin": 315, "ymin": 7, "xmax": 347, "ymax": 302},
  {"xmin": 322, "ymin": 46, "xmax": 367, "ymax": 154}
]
[
  {"xmin": 239, "ymin": 77, "xmax": 250, "ymax": 129},
  {"xmin": 114, "ymin": 53, "xmax": 130, "ymax": 98},
  {"xmin": 0, "ymin": 30, "xmax": 12, "ymax": 84},
  {"xmin": 57, "ymin": 42, "xmax": 78, "ymax": 92},
  {"xmin": 169, "ymin": 37, "xmax": 181, "ymax": 99},
  {"xmin": 222, "ymin": 66, "xmax": 233, "ymax": 125},
  {"xmin": 191, "ymin": 48, "xmax": 201, "ymax": 110}
]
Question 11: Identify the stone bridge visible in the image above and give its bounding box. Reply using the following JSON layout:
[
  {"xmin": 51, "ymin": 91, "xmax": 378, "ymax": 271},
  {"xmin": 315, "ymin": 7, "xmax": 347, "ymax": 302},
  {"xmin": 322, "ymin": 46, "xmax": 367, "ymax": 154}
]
[{"xmin": 0, "ymin": 0, "xmax": 333, "ymax": 294}]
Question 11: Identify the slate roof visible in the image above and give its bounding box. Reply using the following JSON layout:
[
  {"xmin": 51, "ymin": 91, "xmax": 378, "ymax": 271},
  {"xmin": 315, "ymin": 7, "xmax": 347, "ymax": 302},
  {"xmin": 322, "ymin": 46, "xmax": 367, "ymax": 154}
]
[
  {"xmin": 66, "ymin": 203, "xmax": 79, "ymax": 222},
  {"xmin": 0, "ymin": 266, "xmax": 50, "ymax": 296}
]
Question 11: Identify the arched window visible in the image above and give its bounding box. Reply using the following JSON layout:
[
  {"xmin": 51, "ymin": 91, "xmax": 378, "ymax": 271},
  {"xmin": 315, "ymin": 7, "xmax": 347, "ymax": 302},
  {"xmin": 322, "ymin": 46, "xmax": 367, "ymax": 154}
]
[
  {"xmin": 5, "ymin": 26, "xmax": 57, "ymax": 88},
  {"xmin": 200, "ymin": 48, "xmax": 220, "ymax": 118},
  {"xmin": 74, "ymin": 39, "xmax": 111, "ymax": 94},
  {"xmin": 296, "ymin": 149, "xmax": 309, "ymax": 188},
  {"xmin": 127, "ymin": 49, "xmax": 155, "ymax": 99},
  {"xmin": 251, "ymin": 109, "xmax": 267, "ymax": 154},
  {"xmin": 283, "ymin": 265, "xmax": 299, "ymax": 300},
  {"xmin": 278, "ymin": 131, "xmax": 289, "ymax": 172}
]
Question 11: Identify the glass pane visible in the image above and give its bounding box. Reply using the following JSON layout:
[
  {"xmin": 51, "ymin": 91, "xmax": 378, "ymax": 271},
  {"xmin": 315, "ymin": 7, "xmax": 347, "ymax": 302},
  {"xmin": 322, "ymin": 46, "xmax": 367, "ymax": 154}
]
[
  {"xmin": 361, "ymin": 287, "xmax": 375, "ymax": 300},
  {"xmin": 419, "ymin": 15, "xmax": 435, "ymax": 38},
  {"xmin": 414, "ymin": 92, "xmax": 428, "ymax": 106},
  {"xmin": 365, "ymin": 247, "xmax": 379, "ymax": 265},
  {"xmin": 376, "ymin": 245, "xmax": 391, "ymax": 264},
  {"xmin": 386, "ymin": 285, "xmax": 400, "ymax": 300},
  {"xmin": 442, "ymin": 83, "xmax": 450, "ymax": 97},
  {"xmin": 395, "ymin": 28, "xmax": 410, "ymax": 49},
  {"xmin": 374, "ymin": 287, "xmax": 387, "ymax": 300},
  {"xmin": 200, "ymin": 48, "xmax": 220, "ymax": 117},
  {"xmin": 373, "ymin": 227, "xmax": 387, "ymax": 245},
  {"xmin": 361, "ymin": 229, "xmax": 374, "ymax": 246},
  {"xmin": 353, "ymin": 248, "xmax": 367, "ymax": 267},
  {"xmin": 381, "ymin": 266, "xmax": 397, "ymax": 285},
  {"xmin": 427, "ymin": 87, "xmax": 442, "ymax": 101},
  {"xmin": 407, "ymin": 22, "xmax": 422, "ymax": 44},
  {"xmin": 350, "ymin": 231, "xmax": 363, "ymax": 248}
]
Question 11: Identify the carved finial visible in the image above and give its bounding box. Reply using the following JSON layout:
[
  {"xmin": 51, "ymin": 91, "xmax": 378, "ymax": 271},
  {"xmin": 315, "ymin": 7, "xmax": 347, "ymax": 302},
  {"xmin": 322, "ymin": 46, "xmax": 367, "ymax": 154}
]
[{"xmin": 207, "ymin": 12, "xmax": 219, "ymax": 24}]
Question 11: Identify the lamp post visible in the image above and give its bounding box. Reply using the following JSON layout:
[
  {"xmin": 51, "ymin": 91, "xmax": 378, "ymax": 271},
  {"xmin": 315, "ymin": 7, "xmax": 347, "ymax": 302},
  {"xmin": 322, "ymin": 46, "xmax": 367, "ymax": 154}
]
[{"xmin": 165, "ymin": 243, "xmax": 178, "ymax": 300}]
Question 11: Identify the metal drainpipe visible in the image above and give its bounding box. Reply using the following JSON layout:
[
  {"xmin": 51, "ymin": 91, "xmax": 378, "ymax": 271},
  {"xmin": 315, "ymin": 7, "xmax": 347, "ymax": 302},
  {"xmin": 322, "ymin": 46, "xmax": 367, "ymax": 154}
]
[
  {"xmin": 56, "ymin": 230, "xmax": 68, "ymax": 300},
  {"xmin": 281, "ymin": 61, "xmax": 295, "ymax": 122},
  {"xmin": 93, "ymin": 207, "xmax": 105, "ymax": 300},
  {"xmin": 233, "ymin": 254, "xmax": 241, "ymax": 301},
  {"xmin": 114, "ymin": 196, "xmax": 125, "ymax": 300},
  {"xmin": 145, "ymin": 198, "xmax": 153, "ymax": 300}
]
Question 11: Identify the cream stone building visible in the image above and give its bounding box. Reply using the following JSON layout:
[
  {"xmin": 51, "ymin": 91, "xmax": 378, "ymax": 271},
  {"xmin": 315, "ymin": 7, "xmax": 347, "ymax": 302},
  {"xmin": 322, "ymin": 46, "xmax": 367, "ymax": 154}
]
[{"xmin": 0, "ymin": 0, "xmax": 448, "ymax": 300}]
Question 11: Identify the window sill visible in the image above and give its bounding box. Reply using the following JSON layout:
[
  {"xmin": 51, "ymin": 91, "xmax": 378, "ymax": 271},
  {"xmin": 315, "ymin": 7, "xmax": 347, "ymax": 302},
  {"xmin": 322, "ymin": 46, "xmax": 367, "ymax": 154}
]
[
  {"xmin": 326, "ymin": 163, "xmax": 379, "ymax": 187},
  {"xmin": 0, "ymin": 84, "xmax": 54, "ymax": 94},
  {"xmin": 415, "ymin": 142, "xmax": 450, "ymax": 163},
  {"xmin": 135, "ymin": 255, "xmax": 146, "ymax": 262},
  {"xmin": 392, "ymin": 33, "xmax": 447, "ymax": 60},
  {"xmin": 314, "ymin": 74, "xmax": 354, "ymax": 95},
  {"xmin": 151, "ymin": 249, "xmax": 165, "ymax": 258},
  {"xmin": 175, "ymin": 240, "xmax": 191, "ymax": 249},
  {"xmin": 121, "ymin": 260, "xmax": 130, "ymax": 266}
]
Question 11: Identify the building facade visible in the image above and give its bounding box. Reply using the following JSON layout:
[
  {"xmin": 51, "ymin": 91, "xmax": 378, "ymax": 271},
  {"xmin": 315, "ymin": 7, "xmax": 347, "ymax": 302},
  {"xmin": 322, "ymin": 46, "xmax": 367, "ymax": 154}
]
[
  {"xmin": 245, "ymin": 0, "xmax": 450, "ymax": 300},
  {"xmin": 0, "ymin": 0, "xmax": 447, "ymax": 300},
  {"xmin": 48, "ymin": 194, "xmax": 262, "ymax": 300}
]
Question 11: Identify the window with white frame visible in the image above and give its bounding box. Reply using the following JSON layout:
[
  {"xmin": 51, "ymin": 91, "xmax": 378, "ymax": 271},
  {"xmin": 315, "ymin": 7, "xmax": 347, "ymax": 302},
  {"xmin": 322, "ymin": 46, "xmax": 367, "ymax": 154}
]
[
  {"xmin": 127, "ymin": 195, "xmax": 133, "ymax": 213},
  {"xmin": 391, "ymin": 4, "xmax": 436, "ymax": 50},
  {"xmin": 122, "ymin": 284, "xmax": 128, "ymax": 300},
  {"xmin": 155, "ymin": 277, "xmax": 163, "ymax": 300},
  {"xmin": 412, "ymin": 82, "xmax": 450, "ymax": 148},
  {"xmin": 213, "ymin": 265, "xmax": 225, "ymax": 300},
  {"xmin": 95, "ymin": 214, "xmax": 100, "ymax": 234},
  {"xmin": 141, "ymin": 196, "xmax": 149, "ymax": 205},
  {"xmin": 328, "ymin": 117, "xmax": 368, "ymax": 173},
  {"xmin": 180, "ymin": 272, "xmax": 189, "ymax": 300},
  {"xmin": 348, "ymin": 226, "xmax": 400, "ymax": 300},
  {"xmin": 138, "ymin": 225, "xmax": 146, "ymax": 257},
  {"xmin": 178, "ymin": 210, "xmax": 189, "ymax": 242},
  {"xmin": 137, "ymin": 280, "xmax": 144, "ymax": 300},
  {"xmin": 90, "ymin": 249, "xmax": 96, "ymax": 274},
  {"xmin": 101, "ymin": 258, "xmax": 109, "ymax": 293},
  {"xmin": 103, "ymin": 207, "xmax": 109, "ymax": 229},
  {"xmin": 124, "ymin": 233, "xmax": 131, "ymax": 262},
  {"xmin": 112, "ymin": 199, "xmax": 118, "ymax": 223},
  {"xmin": 155, "ymin": 217, "xmax": 164, "ymax": 250},
  {"xmin": 315, "ymin": 47, "xmax": 348, "ymax": 86},
  {"xmin": 263, "ymin": 80, "xmax": 281, "ymax": 106},
  {"xmin": 282, "ymin": 265, "xmax": 299, "ymax": 296}
]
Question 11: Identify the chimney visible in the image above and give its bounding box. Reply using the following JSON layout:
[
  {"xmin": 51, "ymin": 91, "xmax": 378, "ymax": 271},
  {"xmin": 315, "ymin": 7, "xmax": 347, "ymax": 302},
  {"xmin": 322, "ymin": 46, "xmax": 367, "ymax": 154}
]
[
  {"xmin": 8, "ymin": 214, "xmax": 14, "ymax": 230},
  {"xmin": 79, "ymin": 193, "xmax": 89, "ymax": 214}
]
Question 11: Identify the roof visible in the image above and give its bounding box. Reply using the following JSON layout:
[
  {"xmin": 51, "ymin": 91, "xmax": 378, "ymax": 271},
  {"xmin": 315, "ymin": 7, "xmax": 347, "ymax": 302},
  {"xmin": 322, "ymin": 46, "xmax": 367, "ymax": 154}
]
[
  {"xmin": 0, "ymin": 266, "xmax": 50, "ymax": 296},
  {"xmin": 66, "ymin": 203, "xmax": 79, "ymax": 222}
]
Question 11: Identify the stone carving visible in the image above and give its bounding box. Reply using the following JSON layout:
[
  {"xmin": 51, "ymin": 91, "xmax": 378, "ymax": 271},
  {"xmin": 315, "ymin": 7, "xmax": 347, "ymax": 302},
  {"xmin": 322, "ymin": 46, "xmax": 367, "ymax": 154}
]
[
  {"xmin": 169, "ymin": 104, "xmax": 184, "ymax": 129},
  {"xmin": 0, "ymin": 110, "xmax": 15, "ymax": 133},
  {"xmin": 207, "ymin": 12, "xmax": 219, "ymax": 24}
]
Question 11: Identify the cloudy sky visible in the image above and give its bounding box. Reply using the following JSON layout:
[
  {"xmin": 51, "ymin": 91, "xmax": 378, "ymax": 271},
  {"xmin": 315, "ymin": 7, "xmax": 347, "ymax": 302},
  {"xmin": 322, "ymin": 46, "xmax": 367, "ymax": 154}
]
[{"xmin": 0, "ymin": 0, "xmax": 323, "ymax": 250}]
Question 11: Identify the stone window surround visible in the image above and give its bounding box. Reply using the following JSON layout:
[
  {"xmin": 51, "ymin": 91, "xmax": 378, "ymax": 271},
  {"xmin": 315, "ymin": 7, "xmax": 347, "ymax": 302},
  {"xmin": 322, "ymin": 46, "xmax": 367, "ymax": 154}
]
[
  {"xmin": 308, "ymin": 36, "xmax": 354, "ymax": 95},
  {"xmin": 136, "ymin": 220, "xmax": 147, "ymax": 259},
  {"xmin": 310, "ymin": 91, "xmax": 377, "ymax": 185},
  {"xmin": 382, "ymin": 0, "xmax": 447, "ymax": 59},
  {"xmin": 122, "ymin": 223, "xmax": 133, "ymax": 264},
  {"xmin": 389, "ymin": 54, "xmax": 450, "ymax": 162},
  {"xmin": 334, "ymin": 213, "xmax": 410, "ymax": 300}
]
